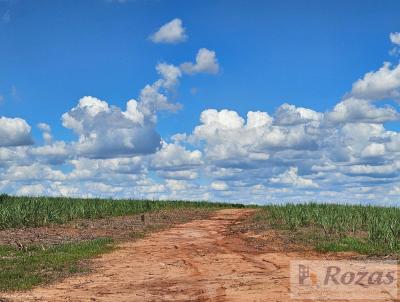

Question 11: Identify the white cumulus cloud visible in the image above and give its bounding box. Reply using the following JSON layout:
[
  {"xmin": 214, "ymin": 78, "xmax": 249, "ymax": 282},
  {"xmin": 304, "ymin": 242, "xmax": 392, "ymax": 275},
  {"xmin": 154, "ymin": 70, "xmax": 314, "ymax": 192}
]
[
  {"xmin": 62, "ymin": 96, "xmax": 161, "ymax": 158},
  {"xmin": 326, "ymin": 97, "xmax": 400, "ymax": 124},
  {"xmin": 149, "ymin": 18, "xmax": 187, "ymax": 44},
  {"xmin": 390, "ymin": 32, "xmax": 400, "ymax": 45},
  {"xmin": 0, "ymin": 117, "xmax": 33, "ymax": 147},
  {"xmin": 180, "ymin": 48, "xmax": 220, "ymax": 75},
  {"xmin": 211, "ymin": 181, "xmax": 228, "ymax": 191},
  {"xmin": 350, "ymin": 62, "xmax": 400, "ymax": 101},
  {"xmin": 270, "ymin": 167, "xmax": 318, "ymax": 188},
  {"xmin": 3, "ymin": 33, "xmax": 400, "ymax": 204}
]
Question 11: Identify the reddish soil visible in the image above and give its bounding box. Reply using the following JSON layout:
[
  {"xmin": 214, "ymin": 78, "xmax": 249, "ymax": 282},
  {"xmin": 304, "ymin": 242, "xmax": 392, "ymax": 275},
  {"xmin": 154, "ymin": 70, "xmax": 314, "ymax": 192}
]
[
  {"xmin": 3, "ymin": 209, "xmax": 398, "ymax": 302},
  {"xmin": 0, "ymin": 209, "xmax": 213, "ymax": 247}
]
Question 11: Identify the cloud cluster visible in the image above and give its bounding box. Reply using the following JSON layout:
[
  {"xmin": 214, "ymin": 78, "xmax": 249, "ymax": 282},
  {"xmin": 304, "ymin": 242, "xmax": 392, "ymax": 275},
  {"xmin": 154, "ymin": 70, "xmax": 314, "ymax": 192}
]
[
  {"xmin": 62, "ymin": 96, "xmax": 162, "ymax": 158},
  {"xmin": 58, "ymin": 53, "xmax": 206, "ymax": 159},
  {"xmin": 1, "ymin": 26, "xmax": 400, "ymax": 205}
]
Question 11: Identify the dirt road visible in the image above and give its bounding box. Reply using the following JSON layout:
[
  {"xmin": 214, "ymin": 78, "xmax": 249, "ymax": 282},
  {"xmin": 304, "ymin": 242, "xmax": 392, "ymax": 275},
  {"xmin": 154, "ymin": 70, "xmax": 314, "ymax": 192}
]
[{"xmin": 3, "ymin": 209, "xmax": 397, "ymax": 302}]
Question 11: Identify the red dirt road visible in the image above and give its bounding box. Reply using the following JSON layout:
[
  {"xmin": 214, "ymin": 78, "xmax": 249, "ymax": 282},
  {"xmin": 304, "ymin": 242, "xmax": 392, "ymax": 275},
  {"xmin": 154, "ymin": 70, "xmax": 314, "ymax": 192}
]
[{"xmin": 4, "ymin": 209, "xmax": 398, "ymax": 302}]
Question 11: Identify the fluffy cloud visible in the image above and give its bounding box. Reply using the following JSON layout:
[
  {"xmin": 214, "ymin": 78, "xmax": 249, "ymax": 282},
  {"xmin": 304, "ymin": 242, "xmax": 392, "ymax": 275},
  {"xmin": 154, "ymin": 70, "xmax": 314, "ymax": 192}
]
[
  {"xmin": 30, "ymin": 141, "xmax": 70, "ymax": 164},
  {"xmin": 180, "ymin": 48, "xmax": 220, "ymax": 75},
  {"xmin": 390, "ymin": 32, "xmax": 400, "ymax": 45},
  {"xmin": 122, "ymin": 100, "xmax": 145, "ymax": 125},
  {"xmin": 275, "ymin": 103, "xmax": 322, "ymax": 125},
  {"xmin": 151, "ymin": 142, "xmax": 202, "ymax": 170},
  {"xmin": 325, "ymin": 97, "xmax": 400, "ymax": 123},
  {"xmin": 0, "ymin": 147, "xmax": 29, "ymax": 166},
  {"xmin": 270, "ymin": 167, "xmax": 318, "ymax": 188},
  {"xmin": 0, "ymin": 117, "xmax": 33, "ymax": 147},
  {"xmin": 361, "ymin": 143, "xmax": 386, "ymax": 158},
  {"xmin": 190, "ymin": 107, "xmax": 320, "ymax": 167},
  {"xmin": 191, "ymin": 109, "xmax": 261, "ymax": 165},
  {"xmin": 62, "ymin": 96, "xmax": 161, "ymax": 158},
  {"xmin": 211, "ymin": 181, "xmax": 228, "ymax": 191},
  {"xmin": 60, "ymin": 60, "xmax": 185, "ymax": 159},
  {"xmin": 156, "ymin": 63, "xmax": 182, "ymax": 90},
  {"xmin": 4, "ymin": 163, "xmax": 65, "ymax": 182},
  {"xmin": 16, "ymin": 184, "xmax": 46, "ymax": 196},
  {"xmin": 129, "ymin": 62, "xmax": 183, "ymax": 125},
  {"xmin": 151, "ymin": 143, "xmax": 202, "ymax": 180},
  {"xmin": 350, "ymin": 62, "xmax": 400, "ymax": 101},
  {"xmin": 149, "ymin": 18, "xmax": 187, "ymax": 44},
  {"xmin": 3, "ymin": 94, "xmax": 400, "ymax": 203},
  {"xmin": 390, "ymin": 33, "xmax": 400, "ymax": 57},
  {"xmin": 137, "ymin": 84, "xmax": 181, "ymax": 119},
  {"xmin": 37, "ymin": 123, "xmax": 51, "ymax": 132},
  {"xmin": 246, "ymin": 111, "xmax": 273, "ymax": 128},
  {"xmin": 342, "ymin": 162, "xmax": 400, "ymax": 178},
  {"xmin": 159, "ymin": 170, "xmax": 198, "ymax": 180},
  {"xmin": 64, "ymin": 157, "xmax": 145, "ymax": 189},
  {"xmin": 37, "ymin": 123, "xmax": 52, "ymax": 144},
  {"xmin": 3, "ymin": 34, "xmax": 400, "ymax": 204}
]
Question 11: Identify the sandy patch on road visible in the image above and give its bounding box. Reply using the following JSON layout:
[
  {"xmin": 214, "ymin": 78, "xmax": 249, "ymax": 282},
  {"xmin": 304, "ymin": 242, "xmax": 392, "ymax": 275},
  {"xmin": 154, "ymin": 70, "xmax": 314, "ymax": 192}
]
[{"xmin": 3, "ymin": 209, "xmax": 397, "ymax": 302}]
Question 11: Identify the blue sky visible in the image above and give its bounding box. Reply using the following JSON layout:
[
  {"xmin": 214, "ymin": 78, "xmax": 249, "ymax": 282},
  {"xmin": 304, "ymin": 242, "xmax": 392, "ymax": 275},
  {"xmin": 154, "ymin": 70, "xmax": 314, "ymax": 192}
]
[{"xmin": 1, "ymin": 0, "xmax": 400, "ymax": 204}]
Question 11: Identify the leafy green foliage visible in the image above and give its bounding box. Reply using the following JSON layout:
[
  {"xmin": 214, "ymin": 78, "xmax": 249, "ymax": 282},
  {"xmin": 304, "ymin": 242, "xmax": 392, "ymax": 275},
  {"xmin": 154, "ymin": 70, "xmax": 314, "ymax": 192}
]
[
  {"xmin": 0, "ymin": 196, "xmax": 244, "ymax": 229},
  {"xmin": 263, "ymin": 203, "xmax": 400, "ymax": 255},
  {"xmin": 0, "ymin": 238, "xmax": 114, "ymax": 291}
]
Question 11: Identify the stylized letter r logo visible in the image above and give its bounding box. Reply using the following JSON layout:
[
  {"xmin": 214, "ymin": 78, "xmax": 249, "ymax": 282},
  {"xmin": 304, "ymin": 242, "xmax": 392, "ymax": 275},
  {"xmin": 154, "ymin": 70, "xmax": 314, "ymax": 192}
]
[{"xmin": 299, "ymin": 264, "xmax": 310, "ymax": 285}]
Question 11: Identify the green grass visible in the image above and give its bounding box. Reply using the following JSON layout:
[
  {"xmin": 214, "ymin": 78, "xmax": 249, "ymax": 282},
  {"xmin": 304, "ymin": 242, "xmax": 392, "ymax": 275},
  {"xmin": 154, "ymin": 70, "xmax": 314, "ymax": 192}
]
[
  {"xmin": 260, "ymin": 203, "xmax": 400, "ymax": 255},
  {"xmin": 0, "ymin": 194, "xmax": 246, "ymax": 292},
  {"xmin": 315, "ymin": 237, "xmax": 382, "ymax": 255},
  {"xmin": 4, "ymin": 196, "xmax": 397, "ymax": 290},
  {"xmin": 0, "ymin": 194, "xmax": 244, "ymax": 229},
  {"xmin": 0, "ymin": 238, "xmax": 114, "ymax": 292}
]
